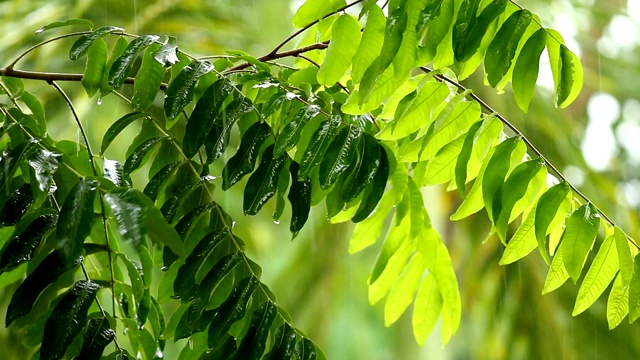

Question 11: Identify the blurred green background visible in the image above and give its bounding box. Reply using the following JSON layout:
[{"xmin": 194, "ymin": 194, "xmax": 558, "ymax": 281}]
[{"xmin": 1, "ymin": 0, "xmax": 640, "ymax": 358}]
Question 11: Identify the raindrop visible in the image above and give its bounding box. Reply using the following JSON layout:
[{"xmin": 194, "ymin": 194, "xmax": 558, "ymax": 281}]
[
  {"xmin": 155, "ymin": 347, "xmax": 164, "ymax": 359},
  {"xmin": 161, "ymin": 265, "xmax": 168, "ymax": 271},
  {"xmin": 203, "ymin": 174, "xmax": 216, "ymax": 181},
  {"xmin": 123, "ymin": 327, "xmax": 129, "ymax": 335},
  {"xmin": 35, "ymin": 28, "xmax": 44, "ymax": 34},
  {"xmin": 170, "ymin": 294, "xmax": 180, "ymax": 299},
  {"xmin": 97, "ymin": 97, "xmax": 102, "ymax": 105},
  {"xmin": 136, "ymin": 351, "xmax": 143, "ymax": 360},
  {"xmin": 231, "ymin": 221, "xmax": 237, "ymax": 228},
  {"xmin": 274, "ymin": 220, "xmax": 280, "ymax": 225}
]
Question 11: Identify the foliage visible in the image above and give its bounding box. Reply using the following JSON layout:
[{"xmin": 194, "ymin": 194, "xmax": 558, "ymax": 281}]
[{"xmin": 0, "ymin": 0, "xmax": 637, "ymax": 358}]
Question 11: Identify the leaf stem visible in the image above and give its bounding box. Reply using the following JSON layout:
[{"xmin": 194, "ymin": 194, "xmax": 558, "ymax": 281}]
[
  {"xmin": 419, "ymin": 66, "xmax": 639, "ymax": 250},
  {"xmin": 6, "ymin": 31, "xmax": 91, "ymax": 69}
]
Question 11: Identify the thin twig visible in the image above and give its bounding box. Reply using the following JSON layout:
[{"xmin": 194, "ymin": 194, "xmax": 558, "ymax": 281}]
[
  {"xmin": 7, "ymin": 31, "xmax": 91, "ymax": 69},
  {"xmin": 223, "ymin": 42, "xmax": 328, "ymax": 74},
  {"xmin": 0, "ymin": 68, "xmax": 168, "ymax": 90}
]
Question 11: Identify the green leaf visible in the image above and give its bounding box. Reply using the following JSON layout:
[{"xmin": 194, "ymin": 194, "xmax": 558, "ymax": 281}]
[
  {"xmin": 274, "ymin": 106, "xmax": 319, "ymax": 158},
  {"xmin": 153, "ymin": 36, "xmax": 179, "ymax": 67},
  {"xmin": 69, "ymin": 26, "xmax": 123, "ymax": 61},
  {"xmin": 99, "ymin": 37, "xmax": 128, "ymax": 96},
  {"xmin": 0, "ymin": 210, "xmax": 57, "ymax": 273},
  {"xmin": 422, "ymin": 135, "xmax": 465, "ymax": 186},
  {"xmin": 123, "ymin": 136, "xmax": 166, "ymax": 175},
  {"xmin": 119, "ymin": 253, "xmax": 144, "ymax": 300},
  {"xmin": 36, "ymin": 19, "xmax": 94, "ymax": 33},
  {"xmin": 556, "ymin": 44, "xmax": 583, "ymax": 108},
  {"xmin": 287, "ymin": 162, "xmax": 312, "ymax": 237},
  {"xmin": 481, "ymin": 137, "xmax": 520, "ymax": 221},
  {"xmin": 542, "ymin": 245, "xmax": 570, "ymax": 294},
  {"xmin": 56, "ymin": 178, "xmax": 98, "ymax": 265},
  {"xmin": 266, "ymin": 323, "xmax": 298, "ymax": 359},
  {"xmin": 233, "ymin": 301, "xmax": 278, "ymax": 360},
  {"xmin": 105, "ymin": 189, "xmax": 147, "ymax": 248},
  {"xmin": 341, "ymin": 133, "xmax": 380, "ymax": 203},
  {"xmin": 29, "ymin": 148, "xmax": 63, "ymax": 195},
  {"xmin": 452, "ymin": 0, "xmax": 482, "ymax": 62},
  {"xmin": 615, "ymin": 226, "xmax": 633, "ymax": 286},
  {"xmin": 130, "ymin": 190, "xmax": 185, "ymax": 258},
  {"xmin": 295, "ymin": 338, "xmax": 318, "ymax": 360},
  {"xmin": 318, "ymin": 125, "xmax": 361, "ymax": 189},
  {"xmin": 292, "ymin": 0, "xmax": 346, "ymax": 28},
  {"xmin": 222, "ymin": 121, "xmax": 272, "ymax": 190},
  {"xmin": 204, "ymin": 97, "xmax": 254, "ymax": 163},
  {"xmin": 560, "ymin": 203, "xmax": 601, "ymax": 283},
  {"xmin": 629, "ymin": 255, "xmax": 640, "ymax": 323},
  {"xmin": 136, "ymin": 289, "xmax": 151, "ymax": 329},
  {"xmin": 350, "ymin": 189, "xmax": 393, "ymax": 253},
  {"xmin": 108, "ymin": 35, "xmax": 160, "ymax": 89},
  {"xmin": 499, "ymin": 206, "xmax": 538, "ymax": 265},
  {"xmin": 183, "ymin": 79, "xmax": 234, "ymax": 158},
  {"xmin": 0, "ymin": 141, "xmax": 33, "ymax": 199},
  {"xmin": 143, "ymin": 161, "xmax": 183, "ymax": 201},
  {"xmin": 164, "ymin": 60, "xmax": 215, "ymax": 121},
  {"xmin": 385, "ymin": 252, "xmax": 428, "ymax": 326},
  {"xmin": 81, "ymin": 39, "xmax": 108, "ymax": 97},
  {"xmin": 196, "ymin": 251, "xmax": 243, "ymax": 303},
  {"xmin": 244, "ymin": 145, "xmax": 288, "ymax": 215},
  {"xmin": 132, "ymin": 45, "xmax": 166, "ymax": 111},
  {"xmin": 494, "ymin": 158, "xmax": 544, "ymax": 242},
  {"xmin": 77, "ymin": 317, "xmax": 115, "ymax": 360},
  {"xmin": 484, "ymin": 10, "xmax": 532, "ymax": 87},
  {"xmin": 573, "ymin": 233, "xmax": 619, "ymax": 316},
  {"xmin": 352, "ymin": 145, "xmax": 390, "ymax": 223},
  {"xmin": 352, "ymin": 4, "xmax": 385, "ymax": 83},
  {"xmin": 412, "ymin": 273, "xmax": 442, "ymax": 345},
  {"xmin": 512, "ymin": 29, "xmax": 546, "ymax": 112},
  {"xmin": 101, "ymin": 111, "xmax": 148, "ymax": 154},
  {"xmin": 454, "ymin": 120, "xmax": 483, "ymax": 197},
  {"xmin": 207, "ymin": 276, "xmax": 260, "ymax": 348},
  {"xmin": 6, "ymin": 251, "xmax": 77, "ymax": 326},
  {"xmin": 41, "ymin": 280, "xmax": 101, "ymax": 360},
  {"xmin": 421, "ymin": 100, "xmax": 482, "ymax": 160},
  {"xmin": 607, "ymin": 274, "xmax": 629, "ymax": 329},
  {"xmin": 298, "ymin": 116, "xmax": 341, "ymax": 181},
  {"xmin": 0, "ymin": 183, "xmax": 32, "ymax": 227},
  {"xmin": 317, "ymin": 14, "xmax": 361, "ymax": 85},
  {"xmin": 535, "ymin": 182, "xmax": 571, "ymax": 264}
]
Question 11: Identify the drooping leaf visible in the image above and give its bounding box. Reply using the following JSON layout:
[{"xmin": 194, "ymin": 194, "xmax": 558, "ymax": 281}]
[
  {"xmin": 412, "ymin": 273, "xmax": 442, "ymax": 345},
  {"xmin": 481, "ymin": 136, "xmax": 520, "ymax": 221},
  {"xmin": 317, "ymin": 14, "xmax": 361, "ymax": 85},
  {"xmin": 352, "ymin": 145, "xmax": 390, "ymax": 223},
  {"xmin": 499, "ymin": 206, "xmax": 538, "ymax": 265},
  {"xmin": 123, "ymin": 136, "xmax": 166, "ymax": 175},
  {"xmin": 164, "ymin": 60, "xmax": 215, "ymax": 121},
  {"xmin": 233, "ymin": 301, "xmax": 277, "ymax": 360},
  {"xmin": 295, "ymin": 338, "xmax": 317, "ymax": 360},
  {"xmin": 265, "ymin": 323, "xmax": 298, "ymax": 359},
  {"xmin": 182, "ymin": 79, "xmax": 234, "ymax": 159},
  {"xmin": 288, "ymin": 162, "xmax": 312, "ymax": 237},
  {"xmin": 484, "ymin": 10, "xmax": 532, "ymax": 87},
  {"xmin": 81, "ymin": 39, "xmax": 108, "ymax": 97},
  {"xmin": 535, "ymin": 182, "xmax": 571, "ymax": 264},
  {"xmin": 560, "ymin": 203, "xmax": 601, "ymax": 283},
  {"xmin": 29, "ymin": 148, "xmax": 62, "ymax": 195},
  {"xmin": 101, "ymin": 112, "xmax": 148, "ymax": 154},
  {"xmin": 0, "ymin": 211, "xmax": 57, "ymax": 273},
  {"xmin": 222, "ymin": 121, "xmax": 272, "ymax": 190},
  {"xmin": 207, "ymin": 276, "xmax": 260, "ymax": 348},
  {"xmin": 204, "ymin": 97, "xmax": 254, "ymax": 163},
  {"xmin": 274, "ymin": 106, "xmax": 319, "ymax": 158},
  {"xmin": 104, "ymin": 189, "xmax": 146, "ymax": 248},
  {"xmin": 556, "ymin": 44, "xmax": 583, "ymax": 108},
  {"xmin": 136, "ymin": 289, "xmax": 151, "ymax": 329},
  {"xmin": 69, "ymin": 26, "xmax": 124, "ymax": 61},
  {"xmin": 298, "ymin": 115, "xmax": 342, "ymax": 181},
  {"xmin": 6, "ymin": 250, "xmax": 78, "ymax": 326},
  {"xmin": 292, "ymin": 0, "xmax": 346, "ymax": 28},
  {"xmin": 629, "ymin": 255, "xmax": 640, "ymax": 323},
  {"xmin": 244, "ymin": 145, "xmax": 288, "ymax": 215},
  {"xmin": 607, "ymin": 274, "xmax": 629, "ymax": 329},
  {"xmin": 143, "ymin": 161, "xmax": 183, "ymax": 201},
  {"xmin": 452, "ymin": 0, "xmax": 482, "ymax": 62},
  {"xmin": 99, "ymin": 36, "xmax": 128, "ymax": 96},
  {"xmin": 352, "ymin": 4, "xmax": 385, "ymax": 83},
  {"xmin": 615, "ymin": 226, "xmax": 633, "ymax": 286},
  {"xmin": 36, "ymin": 19, "xmax": 94, "ymax": 33},
  {"xmin": 573, "ymin": 234, "xmax": 619, "ymax": 316},
  {"xmin": 512, "ymin": 29, "xmax": 547, "ymax": 112},
  {"xmin": 153, "ymin": 36, "xmax": 179, "ymax": 67},
  {"xmin": 56, "ymin": 178, "xmax": 98, "ymax": 265},
  {"xmin": 0, "ymin": 141, "xmax": 33, "ymax": 199},
  {"xmin": 454, "ymin": 120, "xmax": 483, "ymax": 197},
  {"xmin": 341, "ymin": 133, "xmax": 380, "ymax": 203},
  {"xmin": 318, "ymin": 125, "xmax": 361, "ymax": 189},
  {"xmin": 542, "ymin": 245, "xmax": 570, "ymax": 294},
  {"xmin": 0, "ymin": 183, "xmax": 33, "ymax": 227},
  {"xmin": 132, "ymin": 45, "xmax": 166, "ymax": 111},
  {"xmin": 385, "ymin": 252, "xmax": 428, "ymax": 326},
  {"xmin": 41, "ymin": 280, "xmax": 101, "ymax": 360},
  {"xmin": 76, "ymin": 317, "xmax": 115, "ymax": 360},
  {"xmin": 109, "ymin": 35, "xmax": 160, "ymax": 89},
  {"xmin": 196, "ymin": 251, "xmax": 243, "ymax": 303}
]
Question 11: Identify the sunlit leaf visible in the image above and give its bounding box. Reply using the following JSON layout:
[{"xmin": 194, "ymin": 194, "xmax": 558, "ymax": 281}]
[
  {"xmin": 560, "ymin": 203, "xmax": 601, "ymax": 283},
  {"xmin": 499, "ymin": 207, "xmax": 537, "ymax": 265},
  {"xmin": 629, "ymin": 255, "xmax": 640, "ymax": 323},
  {"xmin": 317, "ymin": 14, "xmax": 361, "ymax": 85},
  {"xmin": 513, "ymin": 29, "xmax": 546, "ymax": 112},
  {"xmin": 607, "ymin": 274, "xmax": 629, "ymax": 329},
  {"xmin": 482, "ymin": 137, "xmax": 520, "ymax": 221},
  {"xmin": 81, "ymin": 39, "xmax": 108, "ymax": 97},
  {"xmin": 615, "ymin": 226, "xmax": 634, "ymax": 286},
  {"xmin": 412, "ymin": 273, "xmax": 442, "ymax": 345},
  {"xmin": 535, "ymin": 182, "xmax": 571, "ymax": 263},
  {"xmin": 385, "ymin": 252, "xmax": 428, "ymax": 326},
  {"xmin": 556, "ymin": 44, "xmax": 583, "ymax": 108},
  {"xmin": 351, "ymin": 4, "xmax": 385, "ymax": 84},
  {"xmin": 292, "ymin": 0, "xmax": 346, "ymax": 28},
  {"xmin": 573, "ymin": 234, "xmax": 619, "ymax": 316},
  {"xmin": 542, "ymin": 245, "xmax": 570, "ymax": 294}
]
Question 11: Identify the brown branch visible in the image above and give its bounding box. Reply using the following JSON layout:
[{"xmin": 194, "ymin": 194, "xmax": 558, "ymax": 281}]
[{"xmin": 223, "ymin": 42, "xmax": 328, "ymax": 74}]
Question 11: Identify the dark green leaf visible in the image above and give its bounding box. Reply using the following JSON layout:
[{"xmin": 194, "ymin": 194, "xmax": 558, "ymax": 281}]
[
  {"xmin": 484, "ymin": 9, "xmax": 532, "ymax": 87},
  {"xmin": 183, "ymin": 79, "xmax": 234, "ymax": 158},
  {"xmin": 318, "ymin": 125, "xmax": 361, "ymax": 189},
  {"xmin": 56, "ymin": 178, "xmax": 98, "ymax": 265},
  {"xmin": 108, "ymin": 35, "xmax": 160, "ymax": 89},
  {"xmin": 556, "ymin": 44, "xmax": 583, "ymax": 108},
  {"xmin": 560, "ymin": 203, "xmax": 601, "ymax": 283},
  {"xmin": 454, "ymin": 120, "xmax": 483, "ymax": 197},
  {"xmin": 174, "ymin": 229, "xmax": 229, "ymax": 299},
  {"xmin": 481, "ymin": 137, "xmax": 520, "ymax": 221},
  {"xmin": 41, "ymin": 280, "xmax": 101, "ymax": 360},
  {"xmin": 244, "ymin": 145, "xmax": 288, "ymax": 215},
  {"xmin": 120, "ymin": 253, "xmax": 144, "ymax": 300},
  {"xmin": 535, "ymin": 182, "xmax": 571, "ymax": 263},
  {"xmin": 29, "ymin": 148, "xmax": 62, "ymax": 194},
  {"xmin": 352, "ymin": 145, "xmax": 390, "ymax": 223},
  {"xmin": 266, "ymin": 323, "xmax": 298, "ymax": 359},
  {"xmin": 164, "ymin": 60, "xmax": 215, "ymax": 120},
  {"xmin": 101, "ymin": 112, "xmax": 148, "ymax": 154},
  {"xmin": 161, "ymin": 181, "xmax": 200, "ymax": 222},
  {"xmin": 123, "ymin": 135, "xmax": 166, "ymax": 175},
  {"xmin": 233, "ymin": 301, "xmax": 278, "ymax": 360},
  {"xmin": 199, "ymin": 335, "xmax": 237, "ymax": 360},
  {"xmin": 36, "ymin": 19, "xmax": 93, "ymax": 34},
  {"xmin": 288, "ymin": 162, "xmax": 312, "ymax": 237},
  {"xmin": 295, "ymin": 338, "xmax": 317, "ymax": 360},
  {"xmin": 0, "ymin": 182, "xmax": 32, "ymax": 227},
  {"xmin": 204, "ymin": 97, "xmax": 254, "ymax": 163},
  {"xmin": 132, "ymin": 45, "xmax": 166, "ymax": 111},
  {"xmin": 69, "ymin": 26, "xmax": 124, "ymax": 61},
  {"xmin": 175, "ymin": 302, "xmax": 216, "ymax": 340},
  {"xmin": 207, "ymin": 276, "xmax": 260, "ymax": 348},
  {"xmin": 222, "ymin": 121, "xmax": 272, "ymax": 190},
  {"xmin": 153, "ymin": 36, "xmax": 179, "ymax": 67},
  {"xmin": 130, "ymin": 190, "xmax": 184, "ymax": 258},
  {"xmin": 105, "ymin": 189, "xmax": 146, "ymax": 248},
  {"xmin": 0, "ymin": 141, "xmax": 33, "ymax": 200},
  {"xmin": 76, "ymin": 317, "xmax": 115, "ymax": 360},
  {"xmin": 274, "ymin": 106, "xmax": 319, "ymax": 158},
  {"xmin": 298, "ymin": 115, "xmax": 342, "ymax": 181},
  {"xmin": 174, "ymin": 202, "xmax": 218, "ymax": 240},
  {"xmin": 0, "ymin": 211, "xmax": 57, "ymax": 273},
  {"xmin": 100, "ymin": 37, "xmax": 128, "ymax": 96},
  {"xmin": 342, "ymin": 132, "xmax": 380, "ymax": 202},
  {"xmin": 143, "ymin": 161, "xmax": 183, "ymax": 201},
  {"xmin": 6, "ymin": 250, "xmax": 78, "ymax": 326},
  {"xmin": 136, "ymin": 289, "xmax": 151, "ymax": 329},
  {"xmin": 81, "ymin": 39, "xmax": 108, "ymax": 97},
  {"xmin": 513, "ymin": 29, "xmax": 547, "ymax": 112},
  {"xmin": 459, "ymin": 0, "xmax": 508, "ymax": 62},
  {"xmin": 452, "ymin": 0, "xmax": 482, "ymax": 62},
  {"xmin": 197, "ymin": 251, "xmax": 243, "ymax": 301}
]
